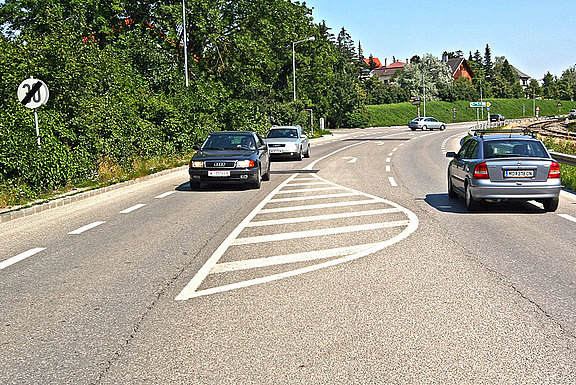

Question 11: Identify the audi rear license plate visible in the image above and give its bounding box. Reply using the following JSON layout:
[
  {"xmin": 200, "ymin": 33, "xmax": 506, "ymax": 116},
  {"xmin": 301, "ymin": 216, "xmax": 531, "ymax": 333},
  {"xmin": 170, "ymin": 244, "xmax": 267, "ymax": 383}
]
[
  {"xmin": 270, "ymin": 149, "xmax": 283, "ymax": 154},
  {"xmin": 505, "ymin": 170, "xmax": 534, "ymax": 178},
  {"xmin": 208, "ymin": 170, "xmax": 230, "ymax": 177}
]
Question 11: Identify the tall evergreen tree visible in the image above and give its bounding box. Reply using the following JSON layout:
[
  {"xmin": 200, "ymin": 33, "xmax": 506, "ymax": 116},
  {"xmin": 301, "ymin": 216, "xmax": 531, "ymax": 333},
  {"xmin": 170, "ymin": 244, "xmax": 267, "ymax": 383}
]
[{"xmin": 483, "ymin": 44, "xmax": 493, "ymax": 79}]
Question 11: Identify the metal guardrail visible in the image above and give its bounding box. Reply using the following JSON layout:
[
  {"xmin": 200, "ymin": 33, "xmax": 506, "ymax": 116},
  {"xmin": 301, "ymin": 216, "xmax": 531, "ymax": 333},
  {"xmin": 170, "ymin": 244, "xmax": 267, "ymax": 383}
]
[{"xmin": 550, "ymin": 151, "xmax": 576, "ymax": 167}]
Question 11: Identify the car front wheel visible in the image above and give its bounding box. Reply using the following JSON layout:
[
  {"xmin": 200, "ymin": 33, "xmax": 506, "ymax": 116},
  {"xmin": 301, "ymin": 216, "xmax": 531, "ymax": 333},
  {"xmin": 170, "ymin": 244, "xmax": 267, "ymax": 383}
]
[
  {"xmin": 440, "ymin": 125, "xmax": 446, "ymax": 131},
  {"xmin": 251, "ymin": 166, "xmax": 262, "ymax": 189},
  {"xmin": 422, "ymin": 125, "xmax": 428, "ymax": 130}
]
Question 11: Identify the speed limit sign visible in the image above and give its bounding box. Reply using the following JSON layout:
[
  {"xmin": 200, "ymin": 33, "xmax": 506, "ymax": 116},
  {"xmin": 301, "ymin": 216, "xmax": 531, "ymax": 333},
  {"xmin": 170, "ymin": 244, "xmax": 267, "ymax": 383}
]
[{"xmin": 17, "ymin": 78, "xmax": 49, "ymax": 109}]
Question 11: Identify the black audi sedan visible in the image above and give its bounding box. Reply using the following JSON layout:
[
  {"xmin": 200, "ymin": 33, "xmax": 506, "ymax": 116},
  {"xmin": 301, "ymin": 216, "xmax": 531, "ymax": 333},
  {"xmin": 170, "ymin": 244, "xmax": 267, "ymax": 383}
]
[{"xmin": 189, "ymin": 131, "xmax": 271, "ymax": 189}]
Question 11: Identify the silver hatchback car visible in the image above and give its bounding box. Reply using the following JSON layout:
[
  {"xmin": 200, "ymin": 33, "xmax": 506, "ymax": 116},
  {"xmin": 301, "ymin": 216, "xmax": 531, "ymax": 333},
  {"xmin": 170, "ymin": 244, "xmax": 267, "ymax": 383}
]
[
  {"xmin": 446, "ymin": 130, "xmax": 562, "ymax": 211},
  {"xmin": 408, "ymin": 116, "xmax": 446, "ymax": 131}
]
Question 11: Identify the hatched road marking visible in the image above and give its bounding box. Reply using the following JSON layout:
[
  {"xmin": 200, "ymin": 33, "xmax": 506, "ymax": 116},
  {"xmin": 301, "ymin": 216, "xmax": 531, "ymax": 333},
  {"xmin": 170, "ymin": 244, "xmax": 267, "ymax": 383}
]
[{"xmin": 176, "ymin": 173, "xmax": 418, "ymax": 300}]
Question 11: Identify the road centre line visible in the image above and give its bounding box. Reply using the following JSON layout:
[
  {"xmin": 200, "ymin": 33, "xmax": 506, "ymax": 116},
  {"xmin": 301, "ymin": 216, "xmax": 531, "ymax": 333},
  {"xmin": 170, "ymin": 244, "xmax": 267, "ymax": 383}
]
[
  {"xmin": 211, "ymin": 244, "xmax": 379, "ymax": 274},
  {"xmin": 388, "ymin": 177, "xmax": 398, "ymax": 187},
  {"xmin": 68, "ymin": 221, "xmax": 106, "ymax": 235},
  {"xmin": 269, "ymin": 192, "xmax": 360, "ymax": 203},
  {"xmin": 559, "ymin": 214, "xmax": 576, "ymax": 223},
  {"xmin": 393, "ymin": 147, "xmax": 398, "ymax": 152},
  {"xmin": 232, "ymin": 220, "xmax": 410, "ymax": 245},
  {"xmin": 386, "ymin": 158, "xmax": 391, "ymax": 163},
  {"xmin": 259, "ymin": 199, "xmax": 381, "ymax": 214},
  {"xmin": 277, "ymin": 186, "xmax": 342, "ymax": 194},
  {"xmin": 119, "ymin": 203, "xmax": 147, "ymax": 214},
  {"xmin": 247, "ymin": 208, "xmax": 401, "ymax": 227},
  {"xmin": 0, "ymin": 248, "xmax": 46, "ymax": 271},
  {"xmin": 386, "ymin": 165, "xmax": 391, "ymax": 172},
  {"xmin": 388, "ymin": 152, "xmax": 394, "ymax": 156},
  {"xmin": 155, "ymin": 191, "xmax": 176, "ymax": 199}
]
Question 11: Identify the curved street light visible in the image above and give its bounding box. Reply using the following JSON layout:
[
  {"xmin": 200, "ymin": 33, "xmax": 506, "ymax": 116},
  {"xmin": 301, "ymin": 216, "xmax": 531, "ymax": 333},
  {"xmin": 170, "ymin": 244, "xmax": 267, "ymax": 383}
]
[{"xmin": 292, "ymin": 36, "xmax": 315, "ymax": 101}]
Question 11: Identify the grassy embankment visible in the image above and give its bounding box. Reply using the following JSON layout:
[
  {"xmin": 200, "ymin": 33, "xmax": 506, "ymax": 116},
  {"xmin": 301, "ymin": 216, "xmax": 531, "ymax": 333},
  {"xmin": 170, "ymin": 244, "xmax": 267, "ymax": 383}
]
[
  {"xmin": 367, "ymin": 99, "xmax": 576, "ymax": 192},
  {"xmin": 367, "ymin": 99, "xmax": 576, "ymax": 127}
]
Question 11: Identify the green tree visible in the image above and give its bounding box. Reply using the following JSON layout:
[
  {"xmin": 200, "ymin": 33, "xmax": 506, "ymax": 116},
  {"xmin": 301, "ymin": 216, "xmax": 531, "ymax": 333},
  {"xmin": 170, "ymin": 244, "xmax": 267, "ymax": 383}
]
[
  {"xmin": 396, "ymin": 54, "xmax": 453, "ymax": 101},
  {"xmin": 541, "ymin": 72, "xmax": 558, "ymax": 99}
]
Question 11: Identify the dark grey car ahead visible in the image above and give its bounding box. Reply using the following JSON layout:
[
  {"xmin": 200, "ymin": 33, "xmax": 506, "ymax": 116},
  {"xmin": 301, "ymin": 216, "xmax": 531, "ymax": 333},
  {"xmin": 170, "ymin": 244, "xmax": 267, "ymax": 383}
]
[
  {"xmin": 189, "ymin": 131, "xmax": 271, "ymax": 189},
  {"xmin": 446, "ymin": 131, "xmax": 561, "ymax": 211}
]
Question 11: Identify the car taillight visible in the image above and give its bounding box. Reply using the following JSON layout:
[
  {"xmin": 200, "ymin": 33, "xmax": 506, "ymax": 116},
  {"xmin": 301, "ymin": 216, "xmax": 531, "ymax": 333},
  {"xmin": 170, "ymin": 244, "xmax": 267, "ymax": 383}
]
[
  {"xmin": 473, "ymin": 163, "xmax": 489, "ymax": 179},
  {"xmin": 548, "ymin": 162, "xmax": 561, "ymax": 178}
]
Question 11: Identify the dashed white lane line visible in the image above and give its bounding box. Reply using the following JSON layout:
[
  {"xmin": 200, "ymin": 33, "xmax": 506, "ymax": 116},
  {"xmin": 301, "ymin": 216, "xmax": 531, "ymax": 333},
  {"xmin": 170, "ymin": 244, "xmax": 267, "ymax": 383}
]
[
  {"xmin": 0, "ymin": 248, "xmax": 46, "ymax": 271},
  {"xmin": 155, "ymin": 191, "xmax": 176, "ymax": 199},
  {"xmin": 386, "ymin": 165, "xmax": 391, "ymax": 172},
  {"xmin": 386, "ymin": 158, "xmax": 391, "ymax": 163},
  {"xmin": 119, "ymin": 204, "xmax": 147, "ymax": 214},
  {"xmin": 68, "ymin": 221, "xmax": 106, "ymax": 235},
  {"xmin": 559, "ymin": 214, "xmax": 576, "ymax": 223},
  {"xmin": 232, "ymin": 221, "xmax": 410, "ymax": 245},
  {"xmin": 388, "ymin": 177, "xmax": 398, "ymax": 187}
]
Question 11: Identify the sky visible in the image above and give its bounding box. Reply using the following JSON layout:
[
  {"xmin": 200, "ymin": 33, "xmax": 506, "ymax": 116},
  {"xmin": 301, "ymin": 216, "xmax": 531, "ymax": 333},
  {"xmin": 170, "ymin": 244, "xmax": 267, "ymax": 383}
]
[{"xmin": 303, "ymin": 0, "xmax": 576, "ymax": 80}]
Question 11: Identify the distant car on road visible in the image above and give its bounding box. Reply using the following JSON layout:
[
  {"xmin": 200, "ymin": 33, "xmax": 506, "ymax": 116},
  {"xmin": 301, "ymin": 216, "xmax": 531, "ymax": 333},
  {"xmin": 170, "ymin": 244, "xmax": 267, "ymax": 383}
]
[
  {"xmin": 446, "ymin": 130, "xmax": 561, "ymax": 211},
  {"xmin": 408, "ymin": 117, "xmax": 446, "ymax": 131},
  {"xmin": 569, "ymin": 109, "xmax": 576, "ymax": 118},
  {"xmin": 189, "ymin": 131, "xmax": 270, "ymax": 190},
  {"xmin": 264, "ymin": 125, "xmax": 310, "ymax": 160},
  {"xmin": 490, "ymin": 114, "xmax": 505, "ymax": 122}
]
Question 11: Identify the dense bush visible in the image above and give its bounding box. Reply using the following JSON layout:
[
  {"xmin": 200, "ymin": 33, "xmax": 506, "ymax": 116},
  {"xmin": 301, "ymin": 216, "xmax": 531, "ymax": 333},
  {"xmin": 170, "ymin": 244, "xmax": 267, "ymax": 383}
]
[{"xmin": 0, "ymin": 0, "xmax": 369, "ymax": 204}]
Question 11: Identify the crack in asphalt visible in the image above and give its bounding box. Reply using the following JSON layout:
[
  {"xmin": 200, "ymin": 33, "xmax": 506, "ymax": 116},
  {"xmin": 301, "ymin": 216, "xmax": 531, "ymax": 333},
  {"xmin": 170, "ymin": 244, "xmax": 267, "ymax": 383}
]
[{"xmin": 92, "ymin": 187, "xmax": 267, "ymax": 384}]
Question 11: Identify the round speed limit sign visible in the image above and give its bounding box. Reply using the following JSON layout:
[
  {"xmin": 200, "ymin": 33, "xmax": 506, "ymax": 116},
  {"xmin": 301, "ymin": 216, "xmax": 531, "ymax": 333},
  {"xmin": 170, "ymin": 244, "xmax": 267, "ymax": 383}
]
[{"xmin": 17, "ymin": 78, "xmax": 50, "ymax": 109}]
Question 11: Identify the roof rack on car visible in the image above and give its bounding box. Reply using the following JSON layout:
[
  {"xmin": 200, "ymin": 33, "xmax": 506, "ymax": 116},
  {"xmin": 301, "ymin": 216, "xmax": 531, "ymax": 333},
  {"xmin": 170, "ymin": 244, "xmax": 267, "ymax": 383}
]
[{"xmin": 470, "ymin": 128, "xmax": 536, "ymax": 138}]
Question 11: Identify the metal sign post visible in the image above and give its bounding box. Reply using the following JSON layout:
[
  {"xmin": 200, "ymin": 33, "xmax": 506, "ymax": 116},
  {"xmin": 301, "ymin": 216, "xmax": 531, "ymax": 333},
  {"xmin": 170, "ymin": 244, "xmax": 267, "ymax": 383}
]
[{"xmin": 17, "ymin": 77, "xmax": 49, "ymax": 146}]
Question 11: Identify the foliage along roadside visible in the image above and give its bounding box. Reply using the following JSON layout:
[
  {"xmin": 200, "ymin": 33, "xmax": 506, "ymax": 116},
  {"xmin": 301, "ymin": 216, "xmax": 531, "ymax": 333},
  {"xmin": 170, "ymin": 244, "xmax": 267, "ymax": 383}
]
[{"xmin": 0, "ymin": 0, "xmax": 367, "ymax": 208}]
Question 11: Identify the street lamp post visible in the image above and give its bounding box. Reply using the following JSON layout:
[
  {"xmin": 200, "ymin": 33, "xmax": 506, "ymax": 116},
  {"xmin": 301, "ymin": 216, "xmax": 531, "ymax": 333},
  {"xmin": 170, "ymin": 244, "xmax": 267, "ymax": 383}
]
[
  {"xmin": 292, "ymin": 36, "xmax": 315, "ymax": 101},
  {"xmin": 182, "ymin": 0, "xmax": 189, "ymax": 87},
  {"xmin": 422, "ymin": 68, "xmax": 437, "ymax": 117}
]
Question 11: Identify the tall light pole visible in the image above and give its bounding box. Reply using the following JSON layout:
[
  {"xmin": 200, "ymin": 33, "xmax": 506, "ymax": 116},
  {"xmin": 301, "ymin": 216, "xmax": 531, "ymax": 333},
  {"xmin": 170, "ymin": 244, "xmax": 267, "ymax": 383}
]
[
  {"xmin": 292, "ymin": 36, "xmax": 315, "ymax": 101},
  {"xmin": 182, "ymin": 0, "xmax": 189, "ymax": 87},
  {"xmin": 422, "ymin": 68, "xmax": 437, "ymax": 117}
]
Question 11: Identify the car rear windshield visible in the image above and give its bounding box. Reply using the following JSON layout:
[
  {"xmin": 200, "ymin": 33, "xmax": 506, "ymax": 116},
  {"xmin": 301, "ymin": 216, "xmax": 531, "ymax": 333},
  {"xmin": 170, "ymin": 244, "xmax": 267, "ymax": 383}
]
[
  {"xmin": 267, "ymin": 129, "xmax": 298, "ymax": 138},
  {"xmin": 483, "ymin": 140, "xmax": 548, "ymax": 158}
]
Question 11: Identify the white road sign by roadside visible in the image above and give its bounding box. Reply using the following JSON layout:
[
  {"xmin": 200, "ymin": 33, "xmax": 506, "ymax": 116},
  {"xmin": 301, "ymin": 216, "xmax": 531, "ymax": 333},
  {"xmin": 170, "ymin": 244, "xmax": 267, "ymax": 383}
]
[
  {"xmin": 17, "ymin": 78, "xmax": 49, "ymax": 109},
  {"xmin": 470, "ymin": 102, "xmax": 486, "ymax": 108}
]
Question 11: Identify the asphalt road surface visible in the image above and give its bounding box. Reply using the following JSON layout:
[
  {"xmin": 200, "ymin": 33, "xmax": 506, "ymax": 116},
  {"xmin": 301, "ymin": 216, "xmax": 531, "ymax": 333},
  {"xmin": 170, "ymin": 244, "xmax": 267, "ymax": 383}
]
[{"xmin": 1, "ymin": 124, "xmax": 575, "ymax": 384}]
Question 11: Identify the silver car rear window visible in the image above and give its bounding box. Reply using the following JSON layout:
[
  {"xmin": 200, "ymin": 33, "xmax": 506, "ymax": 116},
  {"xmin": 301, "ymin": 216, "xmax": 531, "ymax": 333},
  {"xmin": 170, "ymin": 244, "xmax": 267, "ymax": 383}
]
[{"xmin": 483, "ymin": 140, "xmax": 548, "ymax": 158}]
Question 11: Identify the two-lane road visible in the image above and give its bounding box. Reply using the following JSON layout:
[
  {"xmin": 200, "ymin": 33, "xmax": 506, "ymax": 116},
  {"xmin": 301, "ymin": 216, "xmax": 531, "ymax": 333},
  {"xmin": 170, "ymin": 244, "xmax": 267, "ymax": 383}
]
[{"xmin": 1, "ymin": 124, "xmax": 575, "ymax": 383}]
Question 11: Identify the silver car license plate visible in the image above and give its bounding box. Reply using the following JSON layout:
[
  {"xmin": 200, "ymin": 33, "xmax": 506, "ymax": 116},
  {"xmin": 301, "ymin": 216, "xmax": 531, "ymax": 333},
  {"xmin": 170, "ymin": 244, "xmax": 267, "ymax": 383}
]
[
  {"xmin": 504, "ymin": 170, "xmax": 534, "ymax": 178},
  {"xmin": 270, "ymin": 149, "xmax": 283, "ymax": 154},
  {"xmin": 208, "ymin": 170, "xmax": 230, "ymax": 177}
]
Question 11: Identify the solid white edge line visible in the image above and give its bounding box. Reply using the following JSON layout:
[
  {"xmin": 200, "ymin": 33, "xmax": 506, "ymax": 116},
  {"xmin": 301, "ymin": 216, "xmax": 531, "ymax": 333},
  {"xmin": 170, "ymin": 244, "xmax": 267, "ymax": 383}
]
[
  {"xmin": 175, "ymin": 174, "xmax": 299, "ymax": 301},
  {"xmin": 0, "ymin": 247, "xmax": 46, "ymax": 271},
  {"xmin": 558, "ymin": 214, "xmax": 576, "ymax": 223},
  {"xmin": 119, "ymin": 203, "xmax": 147, "ymax": 214},
  {"xmin": 68, "ymin": 221, "xmax": 106, "ymax": 235}
]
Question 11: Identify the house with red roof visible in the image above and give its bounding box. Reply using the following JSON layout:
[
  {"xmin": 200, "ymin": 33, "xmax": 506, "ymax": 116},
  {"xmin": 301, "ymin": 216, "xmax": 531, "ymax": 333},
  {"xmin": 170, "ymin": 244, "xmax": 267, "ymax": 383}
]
[{"xmin": 373, "ymin": 61, "xmax": 406, "ymax": 84}]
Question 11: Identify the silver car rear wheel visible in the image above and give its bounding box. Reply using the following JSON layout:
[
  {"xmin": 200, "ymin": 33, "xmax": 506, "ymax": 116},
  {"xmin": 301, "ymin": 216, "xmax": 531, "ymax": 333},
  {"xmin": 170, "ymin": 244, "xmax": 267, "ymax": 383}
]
[{"xmin": 465, "ymin": 183, "xmax": 480, "ymax": 211}]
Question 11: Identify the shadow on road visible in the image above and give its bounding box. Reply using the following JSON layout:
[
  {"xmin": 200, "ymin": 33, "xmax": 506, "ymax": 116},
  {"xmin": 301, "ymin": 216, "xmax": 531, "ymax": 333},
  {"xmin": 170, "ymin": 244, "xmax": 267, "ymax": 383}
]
[
  {"xmin": 423, "ymin": 193, "xmax": 547, "ymax": 214},
  {"xmin": 176, "ymin": 181, "xmax": 253, "ymax": 192},
  {"xmin": 344, "ymin": 138, "xmax": 411, "ymax": 142}
]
